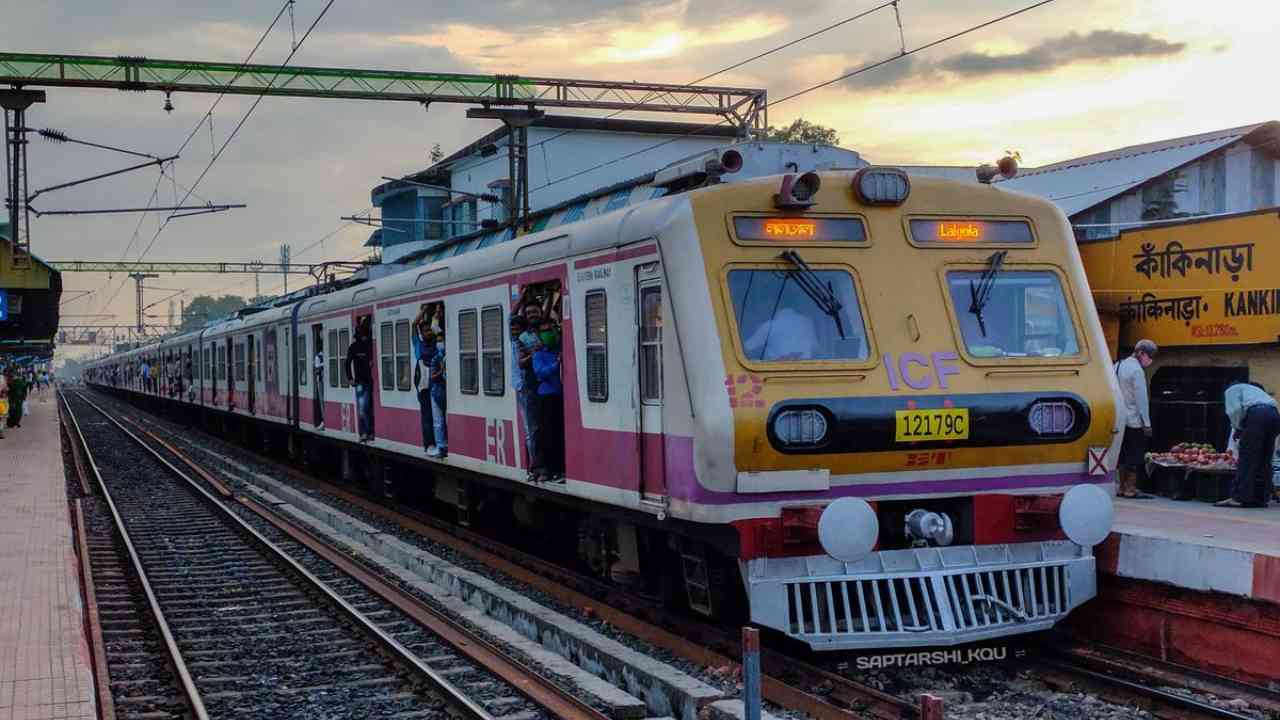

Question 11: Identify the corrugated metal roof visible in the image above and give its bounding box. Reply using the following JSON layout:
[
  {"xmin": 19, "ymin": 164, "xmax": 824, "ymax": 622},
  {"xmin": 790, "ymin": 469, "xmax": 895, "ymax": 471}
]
[{"xmin": 995, "ymin": 123, "xmax": 1269, "ymax": 216}]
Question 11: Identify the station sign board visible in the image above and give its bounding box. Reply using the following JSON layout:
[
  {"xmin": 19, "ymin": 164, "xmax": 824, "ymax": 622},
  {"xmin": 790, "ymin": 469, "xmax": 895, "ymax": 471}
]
[
  {"xmin": 0, "ymin": 289, "xmax": 7, "ymax": 321},
  {"xmin": 1080, "ymin": 209, "xmax": 1280, "ymax": 347}
]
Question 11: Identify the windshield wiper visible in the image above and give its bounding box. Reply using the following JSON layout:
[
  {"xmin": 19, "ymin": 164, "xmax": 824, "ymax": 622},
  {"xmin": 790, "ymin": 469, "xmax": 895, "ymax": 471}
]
[
  {"xmin": 780, "ymin": 250, "xmax": 845, "ymax": 338},
  {"xmin": 968, "ymin": 250, "xmax": 1008, "ymax": 337}
]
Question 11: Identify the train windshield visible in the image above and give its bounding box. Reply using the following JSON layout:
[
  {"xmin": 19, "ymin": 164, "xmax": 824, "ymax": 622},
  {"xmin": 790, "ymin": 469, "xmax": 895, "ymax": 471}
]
[
  {"xmin": 946, "ymin": 270, "xmax": 1080, "ymax": 358},
  {"xmin": 728, "ymin": 268, "xmax": 868, "ymax": 362}
]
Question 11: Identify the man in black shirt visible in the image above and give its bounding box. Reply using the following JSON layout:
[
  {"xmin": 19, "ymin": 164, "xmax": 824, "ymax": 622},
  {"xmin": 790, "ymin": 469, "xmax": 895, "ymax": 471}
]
[{"xmin": 346, "ymin": 317, "xmax": 376, "ymax": 442}]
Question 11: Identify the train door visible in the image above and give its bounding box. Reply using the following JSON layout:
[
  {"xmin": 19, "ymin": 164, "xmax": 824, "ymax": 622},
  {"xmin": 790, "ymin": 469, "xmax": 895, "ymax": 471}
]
[
  {"xmin": 264, "ymin": 326, "xmax": 278, "ymax": 416},
  {"xmin": 636, "ymin": 263, "xmax": 667, "ymax": 500},
  {"xmin": 225, "ymin": 338, "xmax": 233, "ymax": 408},
  {"xmin": 247, "ymin": 334, "xmax": 257, "ymax": 414}
]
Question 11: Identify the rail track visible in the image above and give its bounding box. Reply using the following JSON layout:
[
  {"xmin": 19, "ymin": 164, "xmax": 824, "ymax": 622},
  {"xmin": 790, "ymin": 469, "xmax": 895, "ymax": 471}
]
[
  {"xmin": 81, "ymin": 387, "xmax": 1280, "ymax": 720},
  {"xmin": 63, "ymin": 390, "xmax": 606, "ymax": 720}
]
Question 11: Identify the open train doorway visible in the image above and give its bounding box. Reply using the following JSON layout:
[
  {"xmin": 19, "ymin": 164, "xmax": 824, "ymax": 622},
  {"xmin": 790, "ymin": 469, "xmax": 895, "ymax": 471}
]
[{"xmin": 636, "ymin": 262, "xmax": 666, "ymax": 502}]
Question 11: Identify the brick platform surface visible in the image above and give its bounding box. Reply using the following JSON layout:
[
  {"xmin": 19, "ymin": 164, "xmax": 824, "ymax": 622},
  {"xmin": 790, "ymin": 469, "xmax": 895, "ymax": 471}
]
[{"xmin": 0, "ymin": 392, "xmax": 96, "ymax": 720}]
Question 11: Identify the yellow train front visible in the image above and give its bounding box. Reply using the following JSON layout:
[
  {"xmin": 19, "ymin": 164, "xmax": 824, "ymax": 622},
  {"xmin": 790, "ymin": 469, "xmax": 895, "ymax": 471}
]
[{"xmin": 668, "ymin": 167, "xmax": 1121, "ymax": 649}]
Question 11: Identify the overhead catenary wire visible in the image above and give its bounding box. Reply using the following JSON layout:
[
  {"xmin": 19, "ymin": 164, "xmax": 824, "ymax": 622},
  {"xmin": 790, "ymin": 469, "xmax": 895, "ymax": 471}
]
[
  {"xmin": 529, "ymin": 0, "xmax": 1058, "ymax": 194},
  {"xmin": 453, "ymin": 0, "xmax": 901, "ymax": 179},
  {"xmin": 92, "ymin": 0, "xmax": 296, "ymax": 318}
]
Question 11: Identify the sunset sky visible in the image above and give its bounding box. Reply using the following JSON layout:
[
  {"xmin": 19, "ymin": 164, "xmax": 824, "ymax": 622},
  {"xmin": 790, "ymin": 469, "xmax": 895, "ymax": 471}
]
[{"xmin": 3, "ymin": 0, "xmax": 1276, "ymax": 346}]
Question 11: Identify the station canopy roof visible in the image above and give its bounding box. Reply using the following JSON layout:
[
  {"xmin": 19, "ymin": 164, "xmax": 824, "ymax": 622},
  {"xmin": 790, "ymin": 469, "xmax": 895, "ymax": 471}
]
[{"xmin": 996, "ymin": 121, "xmax": 1280, "ymax": 216}]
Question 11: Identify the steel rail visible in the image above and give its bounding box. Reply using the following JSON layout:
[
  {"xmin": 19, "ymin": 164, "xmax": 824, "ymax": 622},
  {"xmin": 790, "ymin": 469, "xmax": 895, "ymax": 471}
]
[
  {"xmin": 82, "ymin": 389, "xmax": 606, "ymax": 717},
  {"xmin": 109, "ymin": 395, "xmax": 921, "ymax": 720},
  {"xmin": 1035, "ymin": 656, "xmax": 1262, "ymax": 720},
  {"xmin": 116, "ymin": 414, "xmax": 611, "ymax": 720},
  {"xmin": 69, "ymin": 499, "xmax": 116, "ymax": 720},
  {"xmin": 58, "ymin": 391, "xmax": 209, "ymax": 720},
  {"xmin": 70, "ymin": 391, "xmax": 500, "ymax": 720}
]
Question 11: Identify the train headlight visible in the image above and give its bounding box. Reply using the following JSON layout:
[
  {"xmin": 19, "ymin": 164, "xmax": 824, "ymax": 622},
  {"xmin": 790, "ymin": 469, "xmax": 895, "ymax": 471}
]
[
  {"xmin": 1028, "ymin": 401, "xmax": 1076, "ymax": 435},
  {"xmin": 1058, "ymin": 484, "xmax": 1112, "ymax": 547},
  {"xmin": 853, "ymin": 167, "xmax": 910, "ymax": 205},
  {"xmin": 818, "ymin": 498, "xmax": 879, "ymax": 562},
  {"xmin": 905, "ymin": 509, "xmax": 954, "ymax": 546},
  {"xmin": 773, "ymin": 408, "xmax": 828, "ymax": 447}
]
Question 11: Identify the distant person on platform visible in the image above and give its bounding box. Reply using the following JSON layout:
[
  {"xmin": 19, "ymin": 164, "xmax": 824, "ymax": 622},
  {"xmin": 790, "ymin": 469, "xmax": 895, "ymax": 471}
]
[
  {"xmin": 5, "ymin": 368, "xmax": 27, "ymax": 429},
  {"xmin": 1115, "ymin": 339, "xmax": 1158, "ymax": 499},
  {"xmin": 1216, "ymin": 384, "xmax": 1280, "ymax": 508},
  {"xmin": 0, "ymin": 370, "xmax": 8, "ymax": 439},
  {"xmin": 346, "ymin": 317, "xmax": 375, "ymax": 442}
]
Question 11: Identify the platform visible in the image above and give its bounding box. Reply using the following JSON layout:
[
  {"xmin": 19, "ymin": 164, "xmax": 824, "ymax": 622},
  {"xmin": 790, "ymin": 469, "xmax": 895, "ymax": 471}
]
[
  {"xmin": 0, "ymin": 392, "xmax": 96, "ymax": 720},
  {"xmin": 1101, "ymin": 496, "xmax": 1280, "ymax": 603}
]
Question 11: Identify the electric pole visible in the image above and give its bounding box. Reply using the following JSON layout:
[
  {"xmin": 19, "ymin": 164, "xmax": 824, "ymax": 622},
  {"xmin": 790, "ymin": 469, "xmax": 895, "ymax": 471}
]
[
  {"xmin": 128, "ymin": 272, "xmax": 158, "ymax": 334},
  {"xmin": 279, "ymin": 244, "xmax": 291, "ymax": 296}
]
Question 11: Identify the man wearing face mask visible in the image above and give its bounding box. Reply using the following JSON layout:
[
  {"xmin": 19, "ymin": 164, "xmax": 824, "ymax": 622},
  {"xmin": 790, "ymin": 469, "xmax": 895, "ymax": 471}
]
[
  {"xmin": 1115, "ymin": 339, "xmax": 1157, "ymax": 499},
  {"xmin": 530, "ymin": 318, "xmax": 565, "ymax": 483}
]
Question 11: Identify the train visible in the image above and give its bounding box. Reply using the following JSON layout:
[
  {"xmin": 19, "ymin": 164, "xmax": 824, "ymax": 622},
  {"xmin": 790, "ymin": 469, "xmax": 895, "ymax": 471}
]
[{"xmin": 86, "ymin": 146, "xmax": 1121, "ymax": 650}]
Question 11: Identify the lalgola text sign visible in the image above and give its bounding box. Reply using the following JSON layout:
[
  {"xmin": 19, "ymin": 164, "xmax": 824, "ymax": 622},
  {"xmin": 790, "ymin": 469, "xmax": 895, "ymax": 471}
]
[{"xmin": 1079, "ymin": 209, "xmax": 1280, "ymax": 346}]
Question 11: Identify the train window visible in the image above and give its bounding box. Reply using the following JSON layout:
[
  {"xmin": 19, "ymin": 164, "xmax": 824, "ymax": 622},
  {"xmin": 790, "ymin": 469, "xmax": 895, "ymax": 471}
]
[
  {"xmin": 379, "ymin": 322, "xmax": 395, "ymax": 391},
  {"xmin": 297, "ymin": 334, "xmax": 307, "ymax": 386},
  {"xmin": 481, "ymin": 306, "xmax": 504, "ymax": 396},
  {"xmin": 945, "ymin": 270, "xmax": 1080, "ymax": 359},
  {"xmin": 338, "ymin": 329, "xmax": 351, "ymax": 388},
  {"xmin": 328, "ymin": 329, "xmax": 339, "ymax": 387},
  {"xmin": 203, "ymin": 347, "xmax": 211, "ymax": 380},
  {"xmin": 395, "ymin": 320, "xmax": 412, "ymax": 391},
  {"xmin": 234, "ymin": 344, "xmax": 246, "ymax": 381},
  {"xmin": 727, "ymin": 269, "xmax": 869, "ymax": 362},
  {"xmin": 217, "ymin": 346, "xmax": 226, "ymax": 380},
  {"xmin": 639, "ymin": 285, "xmax": 663, "ymax": 402},
  {"xmin": 585, "ymin": 290, "xmax": 608, "ymax": 402},
  {"xmin": 459, "ymin": 309, "xmax": 479, "ymax": 395}
]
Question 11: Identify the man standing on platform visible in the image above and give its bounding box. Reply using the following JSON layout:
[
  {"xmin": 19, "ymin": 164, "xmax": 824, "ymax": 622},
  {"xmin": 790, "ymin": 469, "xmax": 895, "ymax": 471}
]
[{"xmin": 1116, "ymin": 339, "xmax": 1157, "ymax": 499}]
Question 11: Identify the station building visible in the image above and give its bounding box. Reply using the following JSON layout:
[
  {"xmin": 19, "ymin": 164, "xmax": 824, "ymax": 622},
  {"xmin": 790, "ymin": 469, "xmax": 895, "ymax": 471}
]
[
  {"xmin": 0, "ymin": 220, "xmax": 62, "ymax": 363},
  {"xmin": 998, "ymin": 121, "xmax": 1280, "ymax": 450}
]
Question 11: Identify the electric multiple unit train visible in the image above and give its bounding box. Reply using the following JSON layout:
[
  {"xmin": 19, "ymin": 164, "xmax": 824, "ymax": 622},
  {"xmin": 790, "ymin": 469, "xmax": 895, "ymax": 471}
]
[{"xmin": 86, "ymin": 150, "xmax": 1120, "ymax": 650}]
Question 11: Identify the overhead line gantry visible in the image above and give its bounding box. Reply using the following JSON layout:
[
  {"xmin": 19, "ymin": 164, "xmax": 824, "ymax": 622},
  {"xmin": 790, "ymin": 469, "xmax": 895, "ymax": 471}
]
[{"xmin": 1, "ymin": 51, "xmax": 767, "ymax": 263}]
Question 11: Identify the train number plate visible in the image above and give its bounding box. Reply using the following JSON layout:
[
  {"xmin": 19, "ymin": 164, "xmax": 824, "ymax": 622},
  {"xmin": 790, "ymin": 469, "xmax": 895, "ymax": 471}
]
[{"xmin": 895, "ymin": 408, "xmax": 969, "ymax": 443}]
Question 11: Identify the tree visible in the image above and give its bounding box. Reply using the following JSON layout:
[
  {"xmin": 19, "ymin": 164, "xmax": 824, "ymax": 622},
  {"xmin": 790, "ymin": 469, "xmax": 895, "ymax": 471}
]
[
  {"xmin": 759, "ymin": 118, "xmax": 840, "ymax": 146},
  {"xmin": 430, "ymin": 143, "xmax": 444, "ymax": 163},
  {"xmin": 179, "ymin": 294, "xmax": 249, "ymax": 331}
]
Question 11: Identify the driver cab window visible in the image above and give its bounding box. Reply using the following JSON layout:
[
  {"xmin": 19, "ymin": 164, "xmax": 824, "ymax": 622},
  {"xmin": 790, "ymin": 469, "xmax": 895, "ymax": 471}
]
[
  {"xmin": 728, "ymin": 268, "xmax": 869, "ymax": 362},
  {"xmin": 946, "ymin": 270, "xmax": 1080, "ymax": 358}
]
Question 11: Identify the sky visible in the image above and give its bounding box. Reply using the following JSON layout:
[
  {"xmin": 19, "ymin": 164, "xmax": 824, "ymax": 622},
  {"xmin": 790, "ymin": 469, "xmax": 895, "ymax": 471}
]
[{"xmin": 2, "ymin": 0, "xmax": 1276, "ymax": 357}]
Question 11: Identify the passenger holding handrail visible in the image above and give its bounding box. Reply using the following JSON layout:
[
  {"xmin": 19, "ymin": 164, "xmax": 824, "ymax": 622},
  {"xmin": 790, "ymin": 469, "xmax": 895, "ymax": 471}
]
[
  {"xmin": 414, "ymin": 322, "xmax": 437, "ymax": 455},
  {"xmin": 347, "ymin": 316, "xmax": 375, "ymax": 442},
  {"xmin": 530, "ymin": 317, "xmax": 565, "ymax": 483},
  {"xmin": 510, "ymin": 315, "xmax": 539, "ymax": 473},
  {"xmin": 427, "ymin": 328, "xmax": 448, "ymax": 458}
]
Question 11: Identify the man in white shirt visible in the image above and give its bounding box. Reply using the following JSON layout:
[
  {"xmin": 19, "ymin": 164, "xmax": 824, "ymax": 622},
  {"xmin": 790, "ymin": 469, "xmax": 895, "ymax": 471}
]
[{"xmin": 1116, "ymin": 339, "xmax": 1157, "ymax": 498}]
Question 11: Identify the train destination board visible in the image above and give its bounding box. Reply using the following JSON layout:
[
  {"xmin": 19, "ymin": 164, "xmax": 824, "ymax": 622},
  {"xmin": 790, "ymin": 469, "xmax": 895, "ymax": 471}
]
[
  {"xmin": 733, "ymin": 216, "xmax": 867, "ymax": 243},
  {"xmin": 909, "ymin": 218, "xmax": 1035, "ymax": 245}
]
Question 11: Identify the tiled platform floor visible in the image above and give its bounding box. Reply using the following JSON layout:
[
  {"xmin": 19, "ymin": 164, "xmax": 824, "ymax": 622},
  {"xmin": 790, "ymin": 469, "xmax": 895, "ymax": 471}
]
[{"xmin": 0, "ymin": 392, "xmax": 95, "ymax": 720}]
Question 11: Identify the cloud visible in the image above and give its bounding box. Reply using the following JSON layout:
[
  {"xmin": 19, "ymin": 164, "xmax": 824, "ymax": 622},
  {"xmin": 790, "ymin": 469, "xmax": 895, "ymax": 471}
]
[
  {"xmin": 842, "ymin": 30, "xmax": 1185, "ymax": 90},
  {"xmin": 941, "ymin": 30, "xmax": 1185, "ymax": 76}
]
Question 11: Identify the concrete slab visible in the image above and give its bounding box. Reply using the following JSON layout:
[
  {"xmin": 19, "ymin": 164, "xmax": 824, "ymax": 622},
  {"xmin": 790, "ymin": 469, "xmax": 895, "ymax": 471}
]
[
  {"xmin": 705, "ymin": 699, "xmax": 783, "ymax": 720},
  {"xmin": 256, "ymin": 476, "xmax": 722, "ymax": 720},
  {"xmin": 0, "ymin": 394, "xmax": 97, "ymax": 720},
  {"xmin": 1103, "ymin": 497, "xmax": 1280, "ymax": 603}
]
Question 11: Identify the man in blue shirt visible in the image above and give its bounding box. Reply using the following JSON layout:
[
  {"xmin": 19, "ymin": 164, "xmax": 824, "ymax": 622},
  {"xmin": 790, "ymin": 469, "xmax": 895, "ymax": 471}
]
[
  {"xmin": 414, "ymin": 324, "xmax": 437, "ymax": 454},
  {"xmin": 530, "ymin": 319, "xmax": 564, "ymax": 483},
  {"xmin": 427, "ymin": 329, "xmax": 448, "ymax": 458}
]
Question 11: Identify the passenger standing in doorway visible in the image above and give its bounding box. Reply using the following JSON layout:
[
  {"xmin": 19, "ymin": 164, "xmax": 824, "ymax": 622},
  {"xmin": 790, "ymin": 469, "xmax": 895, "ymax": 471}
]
[
  {"xmin": 414, "ymin": 325, "xmax": 437, "ymax": 455},
  {"xmin": 427, "ymin": 330, "xmax": 448, "ymax": 458},
  {"xmin": 530, "ymin": 318, "xmax": 565, "ymax": 483},
  {"xmin": 313, "ymin": 336, "xmax": 326, "ymax": 430},
  {"xmin": 1217, "ymin": 384, "xmax": 1280, "ymax": 508},
  {"xmin": 1115, "ymin": 339, "xmax": 1157, "ymax": 499},
  {"xmin": 510, "ymin": 316, "xmax": 539, "ymax": 472},
  {"xmin": 346, "ymin": 317, "xmax": 375, "ymax": 442}
]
